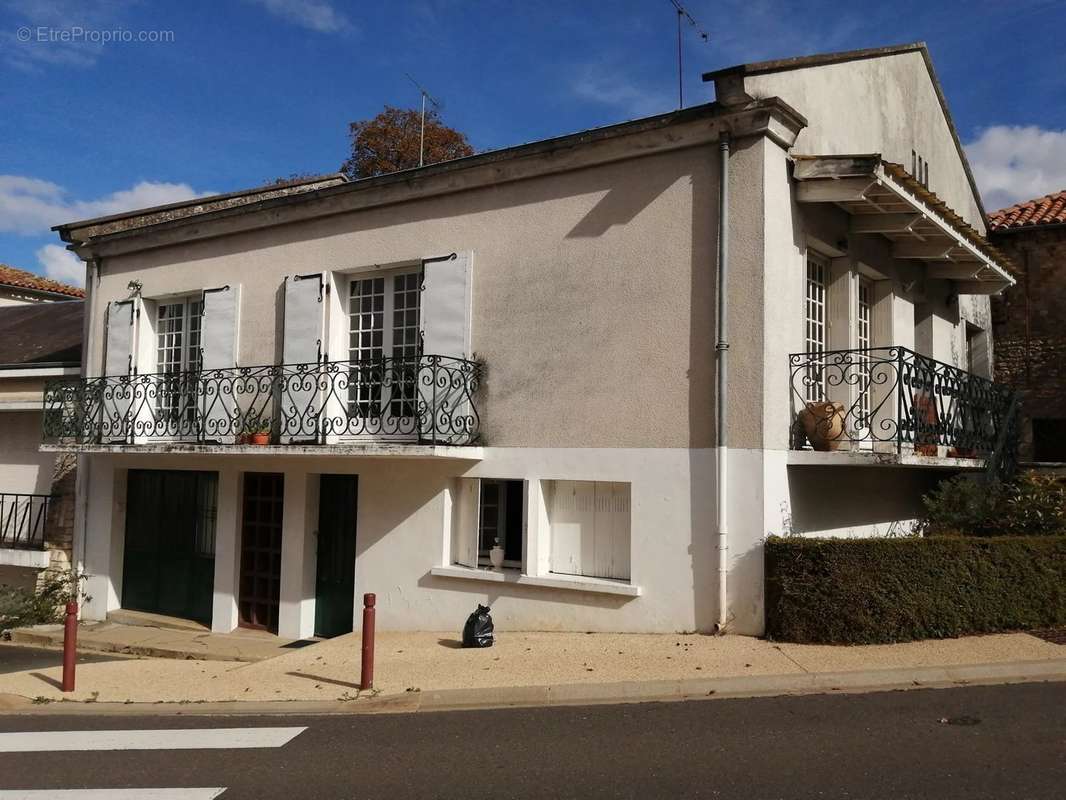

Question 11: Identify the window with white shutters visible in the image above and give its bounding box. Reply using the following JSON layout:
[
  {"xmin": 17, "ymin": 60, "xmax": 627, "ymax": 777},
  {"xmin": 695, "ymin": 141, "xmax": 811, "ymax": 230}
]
[
  {"xmin": 804, "ymin": 252, "xmax": 829, "ymax": 402},
  {"xmin": 547, "ymin": 481, "xmax": 631, "ymax": 581},
  {"xmin": 856, "ymin": 277, "xmax": 873, "ymax": 436}
]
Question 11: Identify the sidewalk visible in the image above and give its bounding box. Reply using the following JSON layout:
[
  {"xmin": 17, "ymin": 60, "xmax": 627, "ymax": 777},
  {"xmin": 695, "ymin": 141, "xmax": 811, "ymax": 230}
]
[{"xmin": 1, "ymin": 627, "xmax": 1062, "ymax": 710}]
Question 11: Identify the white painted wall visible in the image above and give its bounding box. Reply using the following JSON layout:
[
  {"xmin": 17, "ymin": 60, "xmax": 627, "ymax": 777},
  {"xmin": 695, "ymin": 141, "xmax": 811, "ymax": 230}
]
[{"xmin": 0, "ymin": 411, "xmax": 55, "ymax": 494}]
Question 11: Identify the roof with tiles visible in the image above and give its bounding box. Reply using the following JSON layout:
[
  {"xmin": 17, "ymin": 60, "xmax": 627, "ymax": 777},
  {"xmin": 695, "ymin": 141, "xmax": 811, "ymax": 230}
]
[
  {"xmin": 988, "ymin": 191, "xmax": 1066, "ymax": 232},
  {"xmin": 0, "ymin": 263, "xmax": 84, "ymax": 299}
]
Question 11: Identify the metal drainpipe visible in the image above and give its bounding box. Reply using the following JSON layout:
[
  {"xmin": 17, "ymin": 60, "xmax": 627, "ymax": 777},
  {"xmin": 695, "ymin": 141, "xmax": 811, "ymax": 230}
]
[
  {"xmin": 73, "ymin": 256, "xmax": 98, "ymax": 597},
  {"xmin": 714, "ymin": 133, "xmax": 730, "ymax": 633}
]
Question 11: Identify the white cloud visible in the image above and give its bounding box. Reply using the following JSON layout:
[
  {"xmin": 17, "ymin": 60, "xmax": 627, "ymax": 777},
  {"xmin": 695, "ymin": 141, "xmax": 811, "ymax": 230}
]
[
  {"xmin": 35, "ymin": 243, "xmax": 85, "ymax": 287},
  {"xmin": 0, "ymin": 175, "xmax": 211, "ymax": 234},
  {"xmin": 246, "ymin": 0, "xmax": 353, "ymax": 33},
  {"xmin": 965, "ymin": 125, "xmax": 1066, "ymax": 211},
  {"xmin": 571, "ymin": 65, "xmax": 671, "ymax": 118}
]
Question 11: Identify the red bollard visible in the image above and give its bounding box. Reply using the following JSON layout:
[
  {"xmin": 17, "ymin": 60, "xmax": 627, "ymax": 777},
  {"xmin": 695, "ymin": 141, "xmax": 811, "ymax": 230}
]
[
  {"xmin": 61, "ymin": 600, "xmax": 78, "ymax": 693},
  {"xmin": 359, "ymin": 593, "xmax": 376, "ymax": 690}
]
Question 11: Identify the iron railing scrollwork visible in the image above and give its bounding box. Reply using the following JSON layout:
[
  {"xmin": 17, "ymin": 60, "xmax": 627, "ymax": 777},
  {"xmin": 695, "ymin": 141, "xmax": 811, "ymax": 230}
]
[
  {"xmin": 43, "ymin": 355, "xmax": 483, "ymax": 447},
  {"xmin": 0, "ymin": 493, "xmax": 52, "ymax": 550},
  {"xmin": 789, "ymin": 346, "xmax": 1018, "ymax": 460}
]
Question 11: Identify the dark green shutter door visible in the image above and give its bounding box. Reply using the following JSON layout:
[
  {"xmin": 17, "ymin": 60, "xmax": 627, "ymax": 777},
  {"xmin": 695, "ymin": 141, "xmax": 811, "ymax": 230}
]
[
  {"xmin": 122, "ymin": 470, "xmax": 217, "ymax": 626},
  {"xmin": 314, "ymin": 475, "xmax": 358, "ymax": 638}
]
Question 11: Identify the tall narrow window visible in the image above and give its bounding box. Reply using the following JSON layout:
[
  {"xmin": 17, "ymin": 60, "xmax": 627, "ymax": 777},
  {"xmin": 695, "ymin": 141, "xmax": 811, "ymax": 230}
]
[
  {"xmin": 804, "ymin": 252, "xmax": 828, "ymax": 402},
  {"xmin": 156, "ymin": 297, "xmax": 202, "ymax": 426},
  {"xmin": 856, "ymin": 278, "xmax": 873, "ymax": 438},
  {"xmin": 348, "ymin": 269, "xmax": 421, "ymax": 423}
]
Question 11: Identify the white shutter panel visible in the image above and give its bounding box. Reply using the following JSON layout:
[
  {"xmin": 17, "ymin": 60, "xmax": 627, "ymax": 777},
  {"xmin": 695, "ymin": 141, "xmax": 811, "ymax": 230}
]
[
  {"xmin": 453, "ymin": 478, "xmax": 480, "ymax": 568},
  {"xmin": 419, "ymin": 252, "xmax": 473, "ymax": 444},
  {"xmin": 200, "ymin": 285, "xmax": 241, "ymax": 442},
  {"xmin": 104, "ymin": 300, "xmax": 135, "ymax": 376},
  {"xmin": 102, "ymin": 300, "xmax": 136, "ymax": 443},
  {"xmin": 549, "ymin": 480, "xmax": 595, "ymax": 577},
  {"xmin": 421, "ymin": 252, "xmax": 471, "ymax": 358},
  {"xmin": 594, "ymin": 482, "xmax": 631, "ymax": 580},
  {"xmin": 281, "ymin": 274, "xmax": 326, "ymax": 442}
]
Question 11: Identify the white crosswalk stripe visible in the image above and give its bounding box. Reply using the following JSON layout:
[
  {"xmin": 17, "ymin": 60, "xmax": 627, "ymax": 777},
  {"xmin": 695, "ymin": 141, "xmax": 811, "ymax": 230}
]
[
  {"xmin": 0, "ymin": 726, "xmax": 305, "ymax": 753},
  {"xmin": 0, "ymin": 791, "xmax": 226, "ymax": 799}
]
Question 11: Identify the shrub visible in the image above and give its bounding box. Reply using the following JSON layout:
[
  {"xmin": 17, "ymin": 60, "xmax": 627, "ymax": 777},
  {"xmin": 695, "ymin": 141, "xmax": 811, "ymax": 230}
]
[
  {"xmin": 916, "ymin": 471, "xmax": 1066, "ymax": 537},
  {"xmin": 0, "ymin": 569, "xmax": 89, "ymax": 633},
  {"xmin": 764, "ymin": 535, "xmax": 1066, "ymax": 644}
]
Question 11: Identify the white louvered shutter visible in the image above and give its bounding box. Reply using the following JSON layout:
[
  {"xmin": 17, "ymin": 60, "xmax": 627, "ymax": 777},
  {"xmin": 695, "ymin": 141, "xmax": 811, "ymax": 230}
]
[
  {"xmin": 200, "ymin": 285, "xmax": 241, "ymax": 442},
  {"xmin": 281, "ymin": 273, "xmax": 326, "ymax": 442},
  {"xmin": 452, "ymin": 477, "xmax": 480, "ymax": 568},
  {"xmin": 419, "ymin": 252, "xmax": 473, "ymax": 443},
  {"xmin": 102, "ymin": 300, "xmax": 136, "ymax": 443}
]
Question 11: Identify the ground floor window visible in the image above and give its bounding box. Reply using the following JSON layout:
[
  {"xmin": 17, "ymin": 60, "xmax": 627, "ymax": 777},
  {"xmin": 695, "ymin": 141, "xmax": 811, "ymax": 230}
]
[
  {"xmin": 546, "ymin": 480, "xmax": 630, "ymax": 581},
  {"xmin": 452, "ymin": 478, "xmax": 524, "ymax": 569}
]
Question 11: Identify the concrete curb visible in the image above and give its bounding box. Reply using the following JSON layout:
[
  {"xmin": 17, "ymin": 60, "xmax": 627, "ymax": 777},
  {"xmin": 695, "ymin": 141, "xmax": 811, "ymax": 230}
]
[{"xmin": 2, "ymin": 658, "xmax": 1064, "ymax": 716}]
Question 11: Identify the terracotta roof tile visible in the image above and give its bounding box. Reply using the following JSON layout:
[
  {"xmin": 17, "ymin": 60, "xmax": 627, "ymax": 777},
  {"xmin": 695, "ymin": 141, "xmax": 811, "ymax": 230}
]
[
  {"xmin": 988, "ymin": 190, "xmax": 1066, "ymax": 231},
  {"xmin": 0, "ymin": 264, "xmax": 84, "ymax": 299}
]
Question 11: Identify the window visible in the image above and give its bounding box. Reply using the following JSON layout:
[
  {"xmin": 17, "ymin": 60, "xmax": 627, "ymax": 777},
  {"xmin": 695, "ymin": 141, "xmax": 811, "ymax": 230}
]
[
  {"xmin": 477, "ymin": 479, "xmax": 524, "ymax": 567},
  {"xmin": 856, "ymin": 277, "xmax": 873, "ymax": 433},
  {"xmin": 156, "ymin": 296, "xmax": 202, "ymax": 423},
  {"xmin": 804, "ymin": 252, "xmax": 829, "ymax": 401},
  {"xmin": 451, "ymin": 478, "xmax": 524, "ymax": 570},
  {"xmin": 348, "ymin": 270, "xmax": 421, "ymax": 421},
  {"xmin": 547, "ymin": 481, "xmax": 630, "ymax": 581}
]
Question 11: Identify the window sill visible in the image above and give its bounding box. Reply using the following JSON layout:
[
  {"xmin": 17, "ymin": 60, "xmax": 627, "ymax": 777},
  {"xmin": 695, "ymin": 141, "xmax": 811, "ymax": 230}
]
[{"xmin": 429, "ymin": 565, "xmax": 641, "ymax": 598}]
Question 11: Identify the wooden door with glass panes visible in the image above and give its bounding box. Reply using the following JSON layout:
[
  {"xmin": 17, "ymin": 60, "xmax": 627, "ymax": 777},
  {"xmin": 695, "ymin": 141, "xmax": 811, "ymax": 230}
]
[{"xmin": 156, "ymin": 297, "xmax": 202, "ymax": 438}]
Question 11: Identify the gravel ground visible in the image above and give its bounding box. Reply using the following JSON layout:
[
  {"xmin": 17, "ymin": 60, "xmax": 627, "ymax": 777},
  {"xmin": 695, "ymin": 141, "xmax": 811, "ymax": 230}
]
[{"xmin": 0, "ymin": 631, "xmax": 1060, "ymax": 705}]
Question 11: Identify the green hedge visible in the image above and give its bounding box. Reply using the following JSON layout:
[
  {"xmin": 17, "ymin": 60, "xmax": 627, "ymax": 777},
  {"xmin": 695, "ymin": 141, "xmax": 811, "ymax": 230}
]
[{"xmin": 764, "ymin": 536, "xmax": 1066, "ymax": 644}]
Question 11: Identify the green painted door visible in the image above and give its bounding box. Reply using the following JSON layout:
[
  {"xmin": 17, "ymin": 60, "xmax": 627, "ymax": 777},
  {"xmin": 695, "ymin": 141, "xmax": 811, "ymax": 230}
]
[
  {"xmin": 314, "ymin": 475, "xmax": 358, "ymax": 638},
  {"xmin": 122, "ymin": 469, "xmax": 217, "ymax": 626}
]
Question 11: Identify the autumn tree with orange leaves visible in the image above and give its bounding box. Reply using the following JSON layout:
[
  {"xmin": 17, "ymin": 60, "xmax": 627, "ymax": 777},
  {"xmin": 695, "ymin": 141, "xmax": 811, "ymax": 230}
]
[{"xmin": 340, "ymin": 106, "xmax": 474, "ymax": 179}]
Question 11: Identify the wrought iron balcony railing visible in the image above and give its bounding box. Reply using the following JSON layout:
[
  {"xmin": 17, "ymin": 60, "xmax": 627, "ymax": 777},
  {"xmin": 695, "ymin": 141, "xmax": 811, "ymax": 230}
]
[
  {"xmin": 789, "ymin": 346, "xmax": 1016, "ymax": 458},
  {"xmin": 43, "ymin": 355, "xmax": 483, "ymax": 447},
  {"xmin": 0, "ymin": 493, "xmax": 52, "ymax": 550}
]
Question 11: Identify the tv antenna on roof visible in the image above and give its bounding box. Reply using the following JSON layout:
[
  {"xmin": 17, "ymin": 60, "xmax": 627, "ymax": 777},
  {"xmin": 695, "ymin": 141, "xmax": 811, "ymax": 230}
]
[
  {"xmin": 668, "ymin": 0, "xmax": 710, "ymax": 109},
  {"xmin": 406, "ymin": 72, "xmax": 441, "ymax": 167}
]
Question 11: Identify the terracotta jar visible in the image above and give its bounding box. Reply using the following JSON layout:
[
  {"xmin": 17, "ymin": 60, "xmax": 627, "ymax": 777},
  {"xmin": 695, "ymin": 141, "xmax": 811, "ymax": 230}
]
[{"xmin": 799, "ymin": 401, "xmax": 846, "ymax": 451}]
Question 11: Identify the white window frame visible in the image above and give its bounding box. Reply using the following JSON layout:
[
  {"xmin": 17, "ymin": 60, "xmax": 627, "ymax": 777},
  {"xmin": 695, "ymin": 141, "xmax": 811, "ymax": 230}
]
[
  {"xmin": 153, "ymin": 294, "xmax": 203, "ymax": 435},
  {"xmin": 476, "ymin": 478, "xmax": 524, "ymax": 570},
  {"xmin": 345, "ymin": 266, "xmax": 423, "ymax": 437},
  {"xmin": 804, "ymin": 251, "xmax": 829, "ymax": 402}
]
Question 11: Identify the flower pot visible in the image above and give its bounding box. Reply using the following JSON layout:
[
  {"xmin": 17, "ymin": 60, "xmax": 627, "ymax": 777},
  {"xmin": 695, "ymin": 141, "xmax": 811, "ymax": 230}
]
[
  {"xmin": 489, "ymin": 545, "xmax": 505, "ymax": 569},
  {"xmin": 248, "ymin": 432, "xmax": 270, "ymax": 446},
  {"xmin": 798, "ymin": 401, "xmax": 846, "ymax": 451}
]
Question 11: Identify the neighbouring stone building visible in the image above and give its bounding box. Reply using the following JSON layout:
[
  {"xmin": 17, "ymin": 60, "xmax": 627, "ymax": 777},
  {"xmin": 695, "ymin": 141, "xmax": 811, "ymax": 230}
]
[{"xmin": 989, "ymin": 191, "xmax": 1066, "ymax": 462}]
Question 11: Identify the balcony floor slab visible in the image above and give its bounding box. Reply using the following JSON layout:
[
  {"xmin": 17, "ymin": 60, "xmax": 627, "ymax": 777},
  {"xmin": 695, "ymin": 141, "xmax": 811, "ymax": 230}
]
[
  {"xmin": 787, "ymin": 450, "xmax": 986, "ymax": 470},
  {"xmin": 40, "ymin": 442, "xmax": 484, "ymax": 460}
]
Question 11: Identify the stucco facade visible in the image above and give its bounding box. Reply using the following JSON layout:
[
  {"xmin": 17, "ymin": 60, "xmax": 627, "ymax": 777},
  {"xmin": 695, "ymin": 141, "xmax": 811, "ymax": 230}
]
[{"xmin": 47, "ymin": 43, "xmax": 1015, "ymax": 638}]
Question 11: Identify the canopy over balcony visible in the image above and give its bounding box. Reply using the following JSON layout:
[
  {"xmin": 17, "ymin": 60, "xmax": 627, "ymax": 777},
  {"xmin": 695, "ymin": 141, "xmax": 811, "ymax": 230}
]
[{"xmin": 793, "ymin": 154, "xmax": 1016, "ymax": 294}]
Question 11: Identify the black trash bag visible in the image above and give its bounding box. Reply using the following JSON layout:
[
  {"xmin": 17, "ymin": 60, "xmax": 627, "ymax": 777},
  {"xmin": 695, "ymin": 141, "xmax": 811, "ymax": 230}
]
[{"xmin": 461, "ymin": 604, "xmax": 494, "ymax": 648}]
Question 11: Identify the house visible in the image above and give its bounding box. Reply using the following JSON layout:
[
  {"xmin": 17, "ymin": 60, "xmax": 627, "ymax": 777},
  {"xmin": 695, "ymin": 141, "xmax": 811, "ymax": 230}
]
[
  {"xmin": 0, "ymin": 267, "xmax": 84, "ymax": 591},
  {"xmin": 988, "ymin": 191, "xmax": 1066, "ymax": 462},
  {"xmin": 43, "ymin": 42, "xmax": 1016, "ymax": 638}
]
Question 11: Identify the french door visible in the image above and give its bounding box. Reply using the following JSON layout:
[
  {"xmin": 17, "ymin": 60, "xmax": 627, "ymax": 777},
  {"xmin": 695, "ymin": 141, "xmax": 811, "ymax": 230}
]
[
  {"xmin": 155, "ymin": 297, "xmax": 202, "ymax": 436},
  {"xmin": 347, "ymin": 270, "xmax": 421, "ymax": 435}
]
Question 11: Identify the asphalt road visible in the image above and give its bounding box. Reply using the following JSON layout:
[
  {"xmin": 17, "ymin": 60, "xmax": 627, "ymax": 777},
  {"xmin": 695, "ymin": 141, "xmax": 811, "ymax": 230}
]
[{"xmin": 0, "ymin": 682, "xmax": 1063, "ymax": 799}]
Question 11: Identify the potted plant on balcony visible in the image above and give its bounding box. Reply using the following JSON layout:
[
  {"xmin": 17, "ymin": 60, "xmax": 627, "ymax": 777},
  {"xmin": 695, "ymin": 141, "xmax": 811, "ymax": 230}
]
[{"xmin": 241, "ymin": 415, "xmax": 272, "ymax": 446}]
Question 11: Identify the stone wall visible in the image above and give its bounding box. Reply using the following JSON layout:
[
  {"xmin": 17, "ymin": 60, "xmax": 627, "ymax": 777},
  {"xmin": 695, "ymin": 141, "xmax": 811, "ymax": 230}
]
[
  {"xmin": 990, "ymin": 225, "xmax": 1066, "ymax": 462},
  {"xmin": 37, "ymin": 452, "xmax": 76, "ymax": 589}
]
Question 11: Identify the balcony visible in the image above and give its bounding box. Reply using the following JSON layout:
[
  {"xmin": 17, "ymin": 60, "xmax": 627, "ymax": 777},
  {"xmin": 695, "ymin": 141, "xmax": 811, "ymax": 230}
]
[
  {"xmin": 788, "ymin": 347, "xmax": 1018, "ymax": 469},
  {"xmin": 42, "ymin": 355, "xmax": 483, "ymax": 451},
  {"xmin": 0, "ymin": 493, "xmax": 52, "ymax": 550}
]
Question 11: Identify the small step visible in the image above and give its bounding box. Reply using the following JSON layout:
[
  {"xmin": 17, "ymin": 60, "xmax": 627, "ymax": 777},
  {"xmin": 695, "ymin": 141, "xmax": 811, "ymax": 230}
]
[{"xmin": 107, "ymin": 609, "xmax": 210, "ymax": 633}]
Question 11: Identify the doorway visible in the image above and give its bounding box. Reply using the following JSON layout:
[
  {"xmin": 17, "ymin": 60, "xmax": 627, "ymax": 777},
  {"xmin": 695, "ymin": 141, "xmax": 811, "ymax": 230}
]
[
  {"xmin": 122, "ymin": 469, "xmax": 217, "ymax": 626},
  {"xmin": 238, "ymin": 472, "xmax": 284, "ymax": 632},
  {"xmin": 314, "ymin": 475, "xmax": 358, "ymax": 638}
]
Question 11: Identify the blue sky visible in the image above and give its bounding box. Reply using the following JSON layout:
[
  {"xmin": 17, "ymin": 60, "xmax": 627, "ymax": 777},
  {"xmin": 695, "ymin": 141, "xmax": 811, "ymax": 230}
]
[{"xmin": 2, "ymin": 0, "xmax": 1065, "ymax": 286}]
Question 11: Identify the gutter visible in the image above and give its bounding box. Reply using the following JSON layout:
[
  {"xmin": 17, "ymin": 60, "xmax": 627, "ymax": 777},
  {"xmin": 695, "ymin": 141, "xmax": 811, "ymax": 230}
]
[{"xmin": 715, "ymin": 134, "xmax": 731, "ymax": 633}]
